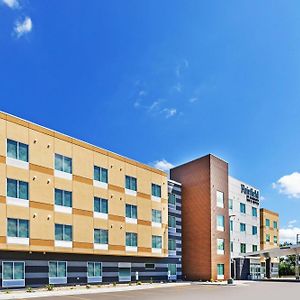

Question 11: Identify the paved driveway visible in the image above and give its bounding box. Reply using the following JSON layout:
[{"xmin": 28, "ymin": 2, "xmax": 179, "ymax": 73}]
[{"xmin": 30, "ymin": 281, "xmax": 300, "ymax": 300}]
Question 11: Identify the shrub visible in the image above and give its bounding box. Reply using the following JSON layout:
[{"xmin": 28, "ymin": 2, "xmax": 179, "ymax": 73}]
[
  {"xmin": 137, "ymin": 281, "xmax": 142, "ymax": 285},
  {"xmin": 26, "ymin": 287, "xmax": 32, "ymax": 293},
  {"xmin": 86, "ymin": 285, "xmax": 91, "ymax": 289},
  {"xmin": 112, "ymin": 282, "xmax": 116, "ymax": 287},
  {"xmin": 45, "ymin": 284, "xmax": 54, "ymax": 291}
]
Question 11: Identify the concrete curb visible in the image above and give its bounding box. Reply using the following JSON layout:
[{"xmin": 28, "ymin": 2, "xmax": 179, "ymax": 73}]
[{"xmin": 0, "ymin": 282, "xmax": 192, "ymax": 300}]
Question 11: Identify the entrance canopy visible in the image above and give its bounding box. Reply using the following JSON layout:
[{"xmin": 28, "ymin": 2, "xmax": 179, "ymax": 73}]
[{"xmin": 243, "ymin": 244, "xmax": 300, "ymax": 258}]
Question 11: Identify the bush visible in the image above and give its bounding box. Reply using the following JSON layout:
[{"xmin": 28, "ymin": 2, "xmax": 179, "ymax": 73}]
[
  {"xmin": 26, "ymin": 287, "xmax": 33, "ymax": 293},
  {"xmin": 112, "ymin": 282, "xmax": 116, "ymax": 287},
  {"xmin": 45, "ymin": 284, "xmax": 54, "ymax": 291},
  {"xmin": 227, "ymin": 278, "xmax": 234, "ymax": 284},
  {"xmin": 137, "ymin": 281, "xmax": 142, "ymax": 285},
  {"xmin": 86, "ymin": 285, "xmax": 91, "ymax": 289}
]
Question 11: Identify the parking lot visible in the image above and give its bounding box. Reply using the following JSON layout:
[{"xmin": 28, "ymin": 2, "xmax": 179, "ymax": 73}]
[{"xmin": 18, "ymin": 281, "xmax": 300, "ymax": 300}]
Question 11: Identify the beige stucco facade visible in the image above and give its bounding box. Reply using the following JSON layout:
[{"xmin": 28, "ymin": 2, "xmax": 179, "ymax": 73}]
[
  {"xmin": 0, "ymin": 112, "xmax": 168, "ymax": 258},
  {"xmin": 260, "ymin": 208, "xmax": 279, "ymax": 250}
]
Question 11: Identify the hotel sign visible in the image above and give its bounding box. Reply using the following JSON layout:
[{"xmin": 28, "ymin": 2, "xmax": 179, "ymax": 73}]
[{"xmin": 241, "ymin": 184, "xmax": 259, "ymax": 204}]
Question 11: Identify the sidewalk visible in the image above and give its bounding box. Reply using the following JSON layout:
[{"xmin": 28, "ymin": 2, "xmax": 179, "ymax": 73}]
[{"xmin": 0, "ymin": 282, "xmax": 192, "ymax": 300}]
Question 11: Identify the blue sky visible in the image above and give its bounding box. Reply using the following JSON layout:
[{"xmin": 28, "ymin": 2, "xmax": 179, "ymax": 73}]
[{"xmin": 1, "ymin": 0, "xmax": 300, "ymax": 242}]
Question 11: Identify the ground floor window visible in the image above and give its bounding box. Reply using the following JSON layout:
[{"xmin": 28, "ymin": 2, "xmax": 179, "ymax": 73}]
[
  {"xmin": 145, "ymin": 263, "xmax": 155, "ymax": 270},
  {"xmin": 49, "ymin": 261, "xmax": 67, "ymax": 284},
  {"xmin": 168, "ymin": 264, "xmax": 177, "ymax": 277},
  {"xmin": 119, "ymin": 268, "xmax": 131, "ymax": 282},
  {"xmin": 87, "ymin": 262, "xmax": 102, "ymax": 283},
  {"xmin": 2, "ymin": 261, "xmax": 25, "ymax": 287},
  {"xmin": 217, "ymin": 264, "xmax": 224, "ymax": 280}
]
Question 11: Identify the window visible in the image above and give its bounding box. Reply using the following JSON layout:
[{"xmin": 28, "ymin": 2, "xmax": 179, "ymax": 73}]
[
  {"xmin": 168, "ymin": 215, "xmax": 176, "ymax": 228},
  {"xmin": 94, "ymin": 229, "xmax": 108, "ymax": 244},
  {"xmin": 94, "ymin": 197, "xmax": 108, "ymax": 214},
  {"xmin": 152, "ymin": 184, "xmax": 161, "ymax": 197},
  {"xmin": 145, "ymin": 263, "xmax": 155, "ymax": 270},
  {"xmin": 119, "ymin": 267, "xmax": 131, "ymax": 282},
  {"xmin": 152, "ymin": 235, "xmax": 162, "ymax": 249},
  {"xmin": 274, "ymin": 235, "xmax": 278, "ymax": 244},
  {"xmin": 266, "ymin": 234, "xmax": 270, "ymax": 242},
  {"xmin": 7, "ymin": 218, "xmax": 29, "ymax": 238},
  {"xmin": 7, "ymin": 139, "xmax": 28, "ymax": 162},
  {"xmin": 126, "ymin": 204, "xmax": 137, "ymax": 219},
  {"xmin": 87, "ymin": 262, "xmax": 102, "ymax": 279},
  {"xmin": 152, "ymin": 209, "xmax": 162, "ymax": 223},
  {"xmin": 168, "ymin": 194, "xmax": 176, "ymax": 206},
  {"xmin": 240, "ymin": 243, "xmax": 246, "ymax": 253},
  {"xmin": 55, "ymin": 224, "xmax": 72, "ymax": 241},
  {"xmin": 266, "ymin": 218, "xmax": 270, "ymax": 227},
  {"xmin": 55, "ymin": 189, "xmax": 72, "ymax": 207},
  {"xmin": 7, "ymin": 179, "xmax": 28, "ymax": 200},
  {"xmin": 273, "ymin": 221, "xmax": 278, "ymax": 229},
  {"xmin": 126, "ymin": 232, "xmax": 137, "ymax": 247},
  {"xmin": 229, "ymin": 198, "xmax": 233, "ymax": 210},
  {"xmin": 240, "ymin": 203, "xmax": 246, "ymax": 214},
  {"xmin": 252, "ymin": 207, "xmax": 257, "ymax": 217},
  {"xmin": 168, "ymin": 239, "xmax": 176, "ymax": 251},
  {"xmin": 252, "ymin": 245, "xmax": 258, "ymax": 252},
  {"xmin": 168, "ymin": 264, "xmax": 176, "ymax": 276},
  {"xmin": 252, "ymin": 226, "xmax": 258, "ymax": 235},
  {"xmin": 230, "ymin": 241, "xmax": 233, "ymax": 252},
  {"xmin": 217, "ymin": 264, "xmax": 224, "ymax": 279},
  {"xmin": 125, "ymin": 175, "xmax": 137, "ymax": 191},
  {"xmin": 94, "ymin": 166, "xmax": 108, "ymax": 183},
  {"xmin": 240, "ymin": 223, "xmax": 246, "ymax": 232},
  {"xmin": 55, "ymin": 154, "xmax": 72, "ymax": 174},
  {"xmin": 217, "ymin": 239, "xmax": 225, "ymax": 255},
  {"xmin": 217, "ymin": 215, "xmax": 225, "ymax": 231},
  {"xmin": 49, "ymin": 261, "xmax": 67, "ymax": 280},
  {"xmin": 2, "ymin": 262, "xmax": 25, "ymax": 287},
  {"xmin": 216, "ymin": 191, "xmax": 224, "ymax": 208},
  {"xmin": 230, "ymin": 220, "xmax": 233, "ymax": 231}
]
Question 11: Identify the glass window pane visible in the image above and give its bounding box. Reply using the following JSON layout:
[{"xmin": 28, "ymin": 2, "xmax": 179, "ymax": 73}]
[
  {"xmin": 94, "ymin": 198, "xmax": 100, "ymax": 213},
  {"xmin": 126, "ymin": 204, "xmax": 131, "ymax": 218},
  {"xmin": 95, "ymin": 263, "xmax": 101, "ymax": 276},
  {"xmin": 88, "ymin": 263, "xmax": 94, "ymax": 277},
  {"xmin": 125, "ymin": 176, "xmax": 130, "ymax": 189},
  {"xmin": 101, "ymin": 199, "xmax": 108, "ymax": 214},
  {"xmin": 55, "ymin": 224, "xmax": 63, "ymax": 240},
  {"xmin": 100, "ymin": 168, "xmax": 108, "ymax": 183},
  {"xmin": 132, "ymin": 206, "xmax": 137, "ymax": 219},
  {"xmin": 55, "ymin": 154, "xmax": 63, "ymax": 171},
  {"xmin": 19, "ymin": 143, "xmax": 28, "ymax": 162},
  {"xmin": 14, "ymin": 262, "xmax": 24, "ymax": 279},
  {"xmin": 94, "ymin": 229, "xmax": 100, "ymax": 243},
  {"xmin": 55, "ymin": 189, "xmax": 63, "ymax": 206},
  {"xmin": 100, "ymin": 230, "xmax": 108, "ymax": 244},
  {"xmin": 7, "ymin": 179, "xmax": 17, "ymax": 198},
  {"xmin": 64, "ymin": 191, "xmax": 72, "ymax": 207},
  {"xmin": 7, "ymin": 140, "xmax": 17, "ymax": 159},
  {"xmin": 64, "ymin": 225, "xmax": 72, "ymax": 241},
  {"xmin": 19, "ymin": 219, "xmax": 29, "ymax": 238},
  {"xmin": 58, "ymin": 262, "xmax": 66, "ymax": 277},
  {"xmin": 126, "ymin": 233, "xmax": 130, "ymax": 246},
  {"xmin": 19, "ymin": 181, "xmax": 28, "ymax": 200},
  {"xmin": 3, "ymin": 262, "xmax": 13, "ymax": 280},
  {"xmin": 49, "ymin": 262, "xmax": 57, "ymax": 277},
  {"xmin": 7, "ymin": 218, "xmax": 17, "ymax": 237},
  {"xmin": 94, "ymin": 167, "xmax": 100, "ymax": 181},
  {"xmin": 63, "ymin": 157, "xmax": 72, "ymax": 174}
]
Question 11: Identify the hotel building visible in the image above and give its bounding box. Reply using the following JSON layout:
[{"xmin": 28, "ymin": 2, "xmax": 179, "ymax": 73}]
[
  {"xmin": 260, "ymin": 208, "xmax": 279, "ymax": 278},
  {"xmin": 228, "ymin": 177, "xmax": 261, "ymax": 279},
  {"xmin": 0, "ymin": 112, "xmax": 182, "ymax": 288},
  {"xmin": 170, "ymin": 154, "xmax": 230, "ymax": 281}
]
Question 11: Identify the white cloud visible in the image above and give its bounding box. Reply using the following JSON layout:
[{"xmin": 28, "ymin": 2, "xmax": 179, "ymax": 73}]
[
  {"xmin": 288, "ymin": 220, "xmax": 297, "ymax": 228},
  {"xmin": 14, "ymin": 16, "xmax": 32, "ymax": 38},
  {"xmin": 138, "ymin": 90, "xmax": 146, "ymax": 96},
  {"xmin": 162, "ymin": 108, "xmax": 177, "ymax": 118},
  {"xmin": 2, "ymin": 0, "xmax": 19, "ymax": 9},
  {"xmin": 273, "ymin": 172, "xmax": 300, "ymax": 198},
  {"xmin": 173, "ymin": 82, "xmax": 182, "ymax": 93},
  {"xmin": 280, "ymin": 226, "xmax": 300, "ymax": 244},
  {"xmin": 189, "ymin": 97, "xmax": 198, "ymax": 103},
  {"xmin": 148, "ymin": 101, "xmax": 160, "ymax": 112},
  {"xmin": 152, "ymin": 159, "xmax": 174, "ymax": 173}
]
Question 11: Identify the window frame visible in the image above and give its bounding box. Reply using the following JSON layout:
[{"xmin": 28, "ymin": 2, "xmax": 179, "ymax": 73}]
[
  {"xmin": 252, "ymin": 207, "xmax": 257, "ymax": 217},
  {"xmin": 87, "ymin": 262, "xmax": 102, "ymax": 283},
  {"xmin": 94, "ymin": 197, "xmax": 108, "ymax": 214},
  {"xmin": 240, "ymin": 203, "xmax": 246, "ymax": 214},
  {"xmin": 7, "ymin": 139, "xmax": 29, "ymax": 162},
  {"xmin": 94, "ymin": 166, "xmax": 108, "ymax": 183},
  {"xmin": 55, "ymin": 153, "xmax": 72, "ymax": 174},
  {"xmin": 2, "ymin": 261, "xmax": 25, "ymax": 288},
  {"xmin": 94, "ymin": 228, "xmax": 108, "ymax": 245},
  {"xmin": 152, "ymin": 209, "xmax": 162, "ymax": 224},
  {"xmin": 48, "ymin": 261, "xmax": 67, "ymax": 284},
  {"xmin": 168, "ymin": 238, "xmax": 176, "ymax": 251},
  {"xmin": 125, "ymin": 232, "xmax": 137, "ymax": 247},
  {"xmin": 151, "ymin": 183, "xmax": 161, "ymax": 197},
  {"xmin": 55, "ymin": 188, "xmax": 72, "ymax": 208},
  {"xmin": 168, "ymin": 215, "xmax": 176, "ymax": 228},
  {"xmin": 216, "ymin": 191, "xmax": 224, "ymax": 208},
  {"xmin": 168, "ymin": 193, "xmax": 176, "ymax": 207},
  {"xmin": 125, "ymin": 204, "xmax": 137, "ymax": 219},
  {"xmin": 125, "ymin": 175, "xmax": 137, "ymax": 191},
  {"xmin": 7, "ymin": 178, "xmax": 29, "ymax": 200},
  {"xmin": 240, "ymin": 223, "xmax": 246, "ymax": 232},
  {"xmin": 152, "ymin": 235, "xmax": 162, "ymax": 249},
  {"xmin": 7, "ymin": 218, "xmax": 29, "ymax": 238},
  {"xmin": 55, "ymin": 224, "xmax": 72, "ymax": 241}
]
